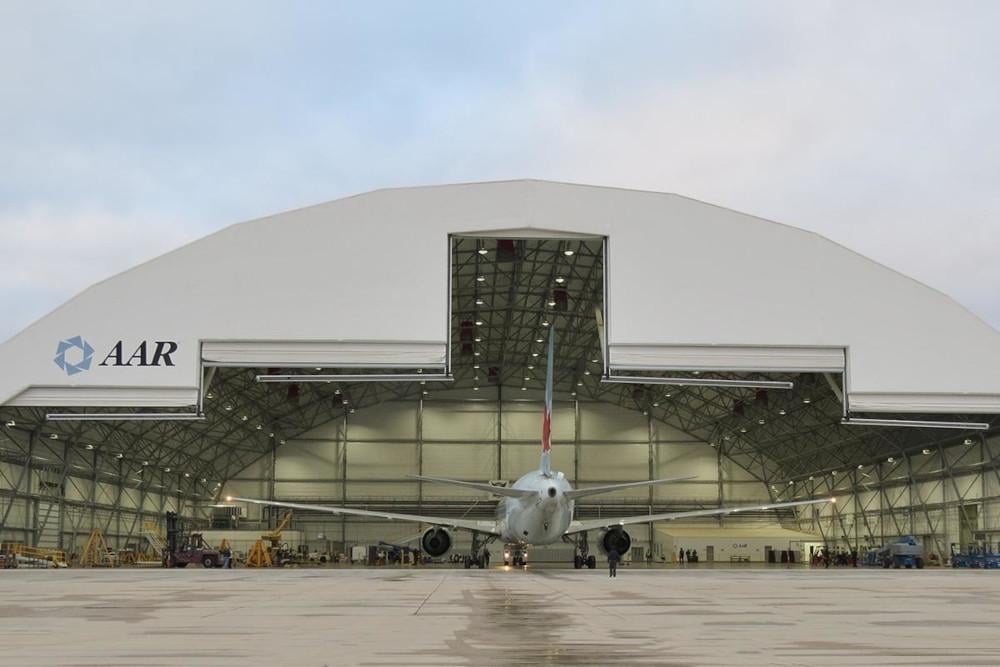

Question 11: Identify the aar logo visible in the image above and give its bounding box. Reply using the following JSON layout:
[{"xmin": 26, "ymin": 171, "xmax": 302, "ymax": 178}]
[{"xmin": 54, "ymin": 336, "xmax": 95, "ymax": 376}]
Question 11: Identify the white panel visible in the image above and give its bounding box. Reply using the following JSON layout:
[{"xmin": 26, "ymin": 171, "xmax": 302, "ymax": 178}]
[
  {"xmin": 202, "ymin": 340, "xmax": 446, "ymax": 368},
  {"xmin": 423, "ymin": 403, "xmax": 496, "ymax": 442},
  {"xmin": 8, "ymin": 386, "xmax": 198, "ymax": 408},
  {"xmin": 422, "ymin": 443, "xmax": 495, "ymax": 479},
  {"xmin": 849, "ymin": 392, "xmax": 1000, "ymax": 414},
  {"xmin": 346, "ymin": 442, "xmax": 417, "ymax": 480},
  {"xmin": 609, "ymin": 345, "xmax": 845, "ymax": 373}
]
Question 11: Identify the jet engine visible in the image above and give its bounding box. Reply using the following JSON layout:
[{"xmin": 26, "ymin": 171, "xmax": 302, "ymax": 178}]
[
  {"xmin": 420, "ymin": 527, "xmax": 453, "ymax": 557},
  {"xmin": 599, "ymin": 527, "xmax": 632, "ymax": 555}
]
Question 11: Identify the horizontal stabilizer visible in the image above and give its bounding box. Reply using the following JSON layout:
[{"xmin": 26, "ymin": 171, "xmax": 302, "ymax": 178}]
[
  {"xmin": 408, "ymin": 475, "xmax": 536, "ymax": 499},
  {"xmin": 564, "ymin": 475, "xmax": 698, "ymax": 501}
]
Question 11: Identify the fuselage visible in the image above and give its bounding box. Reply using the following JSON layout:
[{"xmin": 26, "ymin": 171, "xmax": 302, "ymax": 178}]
[{"xmin": 496, "ymin": 469, "xmax": 575, "ymax": 545}]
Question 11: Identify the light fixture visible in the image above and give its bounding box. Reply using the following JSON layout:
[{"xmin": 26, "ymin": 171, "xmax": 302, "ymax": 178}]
[
  {"xmin": 787, "ymin": 480, "xmax": 793, "ymax": 485},
  {"xmin": 349, "ymin": 408, "xmax": 355, "ymax": 414},
  {"xmin": 184, "ymin": 472, "xmax": 191, "ymax": 478},
  {"xmin": 49, "ymin": 433, "xmax": 58, "ymax": 440},
  {"xmin": 758, "ymin": 419, "xmax": 766, "ymax": 425},
  {"xmin": 570, "ymin": 391, "xmax": 577, "ymax": 396},
  {"xmin": 280, "ymin": 440, "xmax": 286, "ymax": 445},
  {"xmin": 476, "ymin": 275, "xmax": 486, "ymax": 282},
  {"xmin": 224, "ymin": 404, "xmax": 233, "ymax": 411},
  {"xmin": 474, "ymin": 337, "xmax": 482, "ymax": 343},
  {"xmin": 778, "ymin": 409, "xmax": 786, "ymax": 416},
  {"xmin": 591, "ymin": 358, "xmax": 599, "ymax": 364},
  {"xmin": 887, "ymin": 457, "xmax": 895, "ymax": 463},
  {"xmin": 536, "ymin": 338, "xmax": 544, "ymax": 343},
  {"xmin": 521, "ymin": 386, "xmax": 527, "ymax": 391},
  {"xmin": 532, "ymin": 352, "xmax": 539, "ymax": 357},
  {"xmin": 524, "ymin": 377, "xmax": 530, "ymax": 381},
  {"xmin": 547, "ymin": 300, "xmax": 556, "ymax": 307},
  {"xmin": 808, "ymin": 475, "xmax": 814, "ymax": 481},
  {"xmin": 652, "ymin": 402, "xmax": 659, "ymax": 407},
  {"xmin": 473, "ymin": 386, "xmax": 479, "ymax": 391},
  {"xmin": 473, "ymin": 364, "xmax": 480, "ymax": 369},
  {"xmin": 268, "ymin": 432, "xmax": 274, "ymax": 438},
  {"xmin": 857, "ymin": 464, "xmax": 864, "ymax": 469},
  {"xmin": 241, "ymin": 415, "xmax": 248, "ymax": 421},
  {"xmin": 576, "ymin": 381, "xmax": 583, "ymax": 387},
  {"xmin": 205, "ymin": 392, "xmax": 214, "ymax": 400},
  {"xmin": 115, "ymin": 453, "xmax": 123, "ymax": 459},
  {"xmin": 478, "ymin": 248, "xmax": 488, "ymax": 255},
  {"xmin": 665, "ymin": 393, "xmax": 672, "ymax": 398},
  {"xmin": 475, "ymin": 297, "xmax": 485, "ymax": 306},
  {"xmin": 474, "ymin": 319, "xmax": 484, "ymax": 326},
  {"xmin": 964, "ymin": 438, "xmax": 975, "ymax": 445},
  {"xmin": 165, "ymin": 467, "xmax": 171, "ymax": 473},
  {"xmin": 216, "ymin": 482, "xmax": 222, "ymax": 488},
  {"xmin": 541, "ymin": 321, "xmax": 550, "ymax": 327},
  {"xmin": 255, "ymin": 424, "xmax": 263, "ymax": 430},
  {"xmin": 555, "ymin": 277, "xmax": 565, "ymax": 284},
  {"xmin": 584, "ymin": 370, "xmax": 591, "ymax": 376},
  {"xmin": 201, "ymin": 478, "xmax": 207, "ymax": 483},
  {"xmin": 527, "ymin": 365, "xmax": 534, "ymax": 370},
  {"xmin": 143, "ymin": 460, "xmax": 149, "ymax": 466},
  {"xmin": 85, "ymin": 444, "xmax": 94, "ymax": 450},
  {"xmin": 692, "ymin": 371, "xmax": 701, "ymax": 375},
  {"xmin": 831, "ymin": 470, "xmax": 837, "ymax": 476},
  {"xmin": 4, "ymin": 420, "xmax": 14, "ymax": 427},
  {"xmin": 922, "ymin": 448, "xmax": 932, "ymax": 455},
  {"xmin": 474, "ymin": 351, "xmax": 481, "ymax": 357},
  {"xmin": 563, "ymin": 249, "xmax": 574, "ymax": 257},
  {"xmin": 422, "ymin": 390, "xmax": 428, "ymax": 396},
  {"xmin": 802, "ymin": 398, "xmax": 812, "ymax": 404}
]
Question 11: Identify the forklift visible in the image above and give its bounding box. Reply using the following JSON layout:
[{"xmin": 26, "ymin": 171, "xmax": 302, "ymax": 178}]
[{"xmin": 162, "ymin": 511, "xmax": 222, "ymax": 568}]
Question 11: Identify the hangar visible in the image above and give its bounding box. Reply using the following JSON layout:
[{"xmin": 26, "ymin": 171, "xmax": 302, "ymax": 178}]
[{"xmin": 2, "ymin": 179, "xmax": 999, "ymax": 566}]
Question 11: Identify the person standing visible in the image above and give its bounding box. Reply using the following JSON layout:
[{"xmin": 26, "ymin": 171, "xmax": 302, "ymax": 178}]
[
  {"xmin": 481, "ymin": 546, "xmax": 490, "ymax": 569},
  {"xmin": 607, "ymin": 548, "xmax": 620, "ymax": 578},
  {"xmin": 678, "ymin": 547, "xmax": 685, "ymax": 565}
]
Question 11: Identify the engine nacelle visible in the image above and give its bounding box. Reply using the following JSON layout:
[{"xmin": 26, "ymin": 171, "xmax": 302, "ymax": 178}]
[
  {"xmin": 420, "ymin": 527, "xmax": 453, "ymax": 558},
  {"xmin": 599, "ymin": 528, "xmax": 632, "ymax": 555}
]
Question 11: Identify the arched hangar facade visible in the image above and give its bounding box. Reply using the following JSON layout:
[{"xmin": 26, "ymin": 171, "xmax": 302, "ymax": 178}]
[{"xmin": 1, "ymin": 180, "xmax": 998, "ymax": 560}]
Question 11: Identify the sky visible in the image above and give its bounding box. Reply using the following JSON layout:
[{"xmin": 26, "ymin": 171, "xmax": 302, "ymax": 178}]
[{"xmin": 2, "ymin": 1, "xmax": 999, "ymax": 341}]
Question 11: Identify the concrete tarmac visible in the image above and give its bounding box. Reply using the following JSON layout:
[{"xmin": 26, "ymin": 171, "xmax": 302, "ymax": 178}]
[{"xmin": 2, "ymin": 565, "xmax": 1000, "ymax": 666}]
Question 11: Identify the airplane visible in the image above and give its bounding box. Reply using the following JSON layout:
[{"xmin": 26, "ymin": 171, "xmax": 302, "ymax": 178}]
[{"xmin": 230, "ymin": 329, "xmax": 834, "ymax": 569}]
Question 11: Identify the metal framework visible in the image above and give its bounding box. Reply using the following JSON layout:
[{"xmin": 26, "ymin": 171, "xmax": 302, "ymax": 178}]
[{"xmin": 1, "ymin": 236, "xmax": 998, "ymax": 556}]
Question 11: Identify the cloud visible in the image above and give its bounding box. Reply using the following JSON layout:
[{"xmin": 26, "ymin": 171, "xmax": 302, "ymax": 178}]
[{"xmin": 0, "ymin": 1, "xmax": 998, "ymax": 339}]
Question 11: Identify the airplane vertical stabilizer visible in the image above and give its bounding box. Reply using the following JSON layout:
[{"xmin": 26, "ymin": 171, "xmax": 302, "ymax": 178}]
[{"xmin": 540, "ymin": 326, "xmax": 555, "ymax": 476}]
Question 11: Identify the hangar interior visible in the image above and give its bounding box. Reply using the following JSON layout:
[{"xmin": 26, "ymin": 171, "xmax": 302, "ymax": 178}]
[{"xmin": 1, "ymin": 181, "xmax": 998, "ymax": 565}]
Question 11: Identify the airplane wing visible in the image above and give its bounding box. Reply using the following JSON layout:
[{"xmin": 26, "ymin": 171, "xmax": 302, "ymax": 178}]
[
  {"xmin": 563, "ymin": 475, "xmax": 698, "ymax": 501},
  {"xmin": 228, "ymin": 496, "xmax": 501, "ymax": 535},
  {"xmin": 408, "ymin": 474, "xmax": 536, "ymax": 499},
  {"xmin": 564, "ymin": 497, "xmax": 834, "ymax": 534}
]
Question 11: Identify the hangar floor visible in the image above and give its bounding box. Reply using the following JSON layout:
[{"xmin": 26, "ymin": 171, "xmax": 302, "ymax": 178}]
[{"xmin": 3, "ymin": 567, "xmax": 1000, "ymax": 666}]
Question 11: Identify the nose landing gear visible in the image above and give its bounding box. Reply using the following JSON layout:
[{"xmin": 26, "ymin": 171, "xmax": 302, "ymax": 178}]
[{"xmin": 503, "ymin": 546, "xmax": 527, "ymax": 567}]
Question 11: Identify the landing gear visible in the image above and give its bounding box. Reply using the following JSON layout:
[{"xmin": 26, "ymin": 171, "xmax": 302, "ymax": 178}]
[
  {"xmin": 571, "ymin": 532, "xmax": 597, "ymax": 569},
  {"xmin": 503, "ymin": 545, "xmax": 527, "ymax": 567},
  {"xmin": 465, "ymin": 532, "xmax": 495, "ymax": 569}
]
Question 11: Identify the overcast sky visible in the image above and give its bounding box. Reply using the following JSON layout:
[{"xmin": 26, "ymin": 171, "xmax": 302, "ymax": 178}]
[{"xmin": 2, "ymin": 1, "xmax": 998, "ymax": 341}]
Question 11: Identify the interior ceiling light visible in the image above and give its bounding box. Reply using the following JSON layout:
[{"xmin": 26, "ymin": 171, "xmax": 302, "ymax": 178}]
[
  {"xmin": 184, "ymin": 472, "xmax": 191, "ymax": 478},
  {"xmin": 255, "ymin": 424, "xmax": 263, "ymax": 430},
  {"xmin": 857, "ymin": 464, "xmax": 864, "ymax": 469},
  {"xmin": 473, "ymin": 364, "xmax": 480, "ymax": 369},
  {"xmin": 541, "ymin": 321, "xmax": 550, "ymax": 327},
  {"xmin": 563, "ymin": 249, "xmax": 574, "ymax": 256},
  {"xmin": 536, "ymin": 338, "xmax": 544, "ymax": 343},
  {"xmin": 524, "ymin": 377, "xmax": 530, "ymax": 381},
  {"xmin": 520, "ymin": 386, "xmax": 527, "ymax": 391},
  {"xmin": 474, "ymin": 319, "xmax": 484, "ymax": 326},
  {"xmin": 476, "ymin": 275, "xmax": 486, "ymax": 282},
  {"xmin": 201, "ymin": 478, "xmax": 207, "ymax": 483},
  {"xmin": 223, "ymin": 404, "xmax": 233, "ymax": 411},
  {"xmin": 279, "ymin": 439, "xmax": 287, "ymax": 445},
  {"xmin": 205, "ymin": 392, "xmax": 214, "ymax": 399},
  {"xmin": 576, "ymin": 381, "xmax": 583, "ymax": 387},
  {"xmin": 532, "ymin": 352, "xmax": 539, "ymax": 357},
  {"xmin": 478, "ymin": 248, "xmax": 488, "ymax": 255},
  {"xmin": 922, "ymin": 448, "xmax": 932, "ymax": 455},
  {"xmin": 527, "ymin": 365, "xmax": 534, "ymax": 370},
  {"xmin": 758, "ymin": 419, "xmax": 766, "ymax": 425},
  {"xmin": 115, "ymin": 453, "xmax": 123, "ymax": 459},
  {"xmin": 778, "ymin": 409, "xmax": 787, "ymax": 415},
  {"xmin": 349, "ymin": 408, "xmax": 356, "ymax": 414},
  {"xmin": 422, "ymin": 390, "xmax": 428, "ymax": 395},
  {"xmin": 473, "ymin": 386, "xmax": 479, "ymax": 391},
  {"xmin": 808, "ymin": 475, "xmax": 814, "ymax": 481},
  {"xmin": 475, "ymin": 297, "xmax": 484, "ymax": 305},
  {"xmin": 143, "ymin": 460, "xmax": 149, "ymax": 466},
  {"xmin": 652, "ymin": 402, "xmax": 659, "ymax": 407},
  {"xmin": 84, "ymin": 443, "xmax": 94, "ymax": 450},
  {"xmin": 739, "ymin": 427, "xmax": 747, "ymax": 433},
  {"xmin": 692, "ymin": 371, "xmax": 701, "ymax": 375},
  {"xmin": 802, "ymin": 398, "xmax": 812, "ymax": 404},
  {"xmin": 342, "ymin": 399, "xmax": 349, "ymax": 405},
  {"xmin": 474, "ymin": 351, "xmax": 481, "ymax": 356},
  {"xmin": 570, "ymin": 391, "xmax": 577, "ymax": 396},
  {"xmin": 887, "ymin": 457, "xmax": 895, "ymax": 463},
  {"xmin": 241, "ymin": 415, "xmax": 248, "ymax": 421},
  {"xmin": 965, "ymin": 438, "xmax": 975, "ymax": 445},
  {"xmin": 268, "ymin": 432, "xmax": 275, "ymax": 438},
  {"xmin": 474, "ymin": 337, "xmax": 482, "ymax": 343},
  {"xmin": 49, "ymin": 433, "xmax": 58, "ymax": 440},
  {"xmin": 665, "ymin": 393, "xmax": 672, "ymax": 398},
  {"xmin": 555, "ymin": 277, "xmax": 565, "ymax": 284},
  {"xmin": 165, "ymin": 467, "xmax": 171, "ymax": 472},
  {"xmin": 5, "ymin": 420, "xmax": 14, "ymax": 427}
]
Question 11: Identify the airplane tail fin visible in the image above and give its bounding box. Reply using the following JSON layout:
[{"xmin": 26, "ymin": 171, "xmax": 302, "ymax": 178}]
[{"xmin": 540, "ymin": 326, "xmax": 555, "ymax": 476}]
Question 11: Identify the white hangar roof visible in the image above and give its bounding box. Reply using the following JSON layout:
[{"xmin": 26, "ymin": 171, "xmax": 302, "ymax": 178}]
[{"xmin": 2, "ymin": 179, "xmax": 999, "ymax": 415}]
